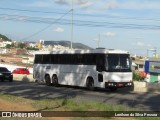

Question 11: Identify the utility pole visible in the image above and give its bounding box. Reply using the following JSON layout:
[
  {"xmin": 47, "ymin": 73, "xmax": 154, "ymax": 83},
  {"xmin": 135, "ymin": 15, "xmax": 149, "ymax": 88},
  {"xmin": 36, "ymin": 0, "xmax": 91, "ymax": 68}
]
[
  {"xmin": 98, "ymin": 34, "xmax": 101, "ymax": 48},
  {"xmin": 93, "ymin": 34, "xmax": 101, "ymax": 48},
  {"xmin": 155, "ymin": 47, "xmax": 157, "ymax": 57},
  {"xmin": 70, "ymin": 0, "xmax": 73, "ymax": 49}
]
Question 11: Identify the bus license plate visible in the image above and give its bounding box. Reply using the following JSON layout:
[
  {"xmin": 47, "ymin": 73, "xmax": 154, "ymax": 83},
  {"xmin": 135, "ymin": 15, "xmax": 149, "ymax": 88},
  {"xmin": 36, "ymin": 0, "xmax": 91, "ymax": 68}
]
[{"xmin": 118, "ymin": 84, "xmax": 124, "ymax": 87}]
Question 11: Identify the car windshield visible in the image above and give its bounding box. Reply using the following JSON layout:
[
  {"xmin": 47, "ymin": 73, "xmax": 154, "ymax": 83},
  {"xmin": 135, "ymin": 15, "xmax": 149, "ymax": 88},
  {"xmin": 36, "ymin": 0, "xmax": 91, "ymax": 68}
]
[
  {"xmin": 107, "ymin": 54, "xmax": 132, "ymax": 72},
  {"xmin": 0, "ymin": 67, "xmax": 9, "ymax": 72}
]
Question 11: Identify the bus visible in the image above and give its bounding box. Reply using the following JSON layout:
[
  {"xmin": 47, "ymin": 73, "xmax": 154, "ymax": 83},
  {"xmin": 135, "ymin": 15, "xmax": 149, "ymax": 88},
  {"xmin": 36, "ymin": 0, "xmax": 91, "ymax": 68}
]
[{"xmin": 33, "ymin": 49, "xmax": 133, "ymax": 91}]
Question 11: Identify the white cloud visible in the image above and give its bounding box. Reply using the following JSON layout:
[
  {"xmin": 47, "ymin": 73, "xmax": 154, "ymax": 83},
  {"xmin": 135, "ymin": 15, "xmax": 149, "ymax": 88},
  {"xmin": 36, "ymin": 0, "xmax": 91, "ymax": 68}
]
[
  {"xmin": 78, "ymin": 1, "xmax": 93, "ymax": 8},
  {"xmin": 93, "ymin": 0, "xmax": 160, "ymax": 11},
  {"xmin": 102, "ymin": 32, "xmax": 116, "ymax": 37},
  {"xmin": 115, "ymin": 1, "xmax": 160, "ymax": 10},
  {"xmin": 93, "ymin": 38, "xmax": 99, "ymax": 41},
  {"xmin": 136, "ymin": 42, "xmax": 144, "ymax": 46},
  {"xmin": 54, "ymin": 27, "xmax": 64, "ymax": 32},
  {"xmin": 53, "ymin": 0, "xmax": 93, "ymax": 8},
  {"xmin": 134, "ymin": 41, "xmax": 152, "ymax": 48},
  {"xmin": 54, "ymin": 0, "xmax": 69, "ymax": 5},
  {"xmin": 103, "ymin": 1, "xmax": 118, "ymax": 10},
  {"xmin": 147, "ymin": 44, "xmax": 152, "ymax": 47},
  {"xmin": 18, "ymin": 17, "xmax": 29, "ymax": 21},
  {"xmin": 24, "ymin": 0, "xmax": 160, "ymax": 10}
]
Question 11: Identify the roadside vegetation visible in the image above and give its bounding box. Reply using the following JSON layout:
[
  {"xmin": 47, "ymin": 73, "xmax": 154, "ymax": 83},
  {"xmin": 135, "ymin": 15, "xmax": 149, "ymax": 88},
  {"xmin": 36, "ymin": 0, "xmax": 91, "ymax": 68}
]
[
  {"xmin": 133, "ymin": 71, "xmax": 147, "ymax": 81},
  {"xmin": 32, "ymin": 98, "xmax": 131, "ymax": 111},
  {"xmin": 0, "ymin": 93, "xmax": 159, "ymax": 120}
]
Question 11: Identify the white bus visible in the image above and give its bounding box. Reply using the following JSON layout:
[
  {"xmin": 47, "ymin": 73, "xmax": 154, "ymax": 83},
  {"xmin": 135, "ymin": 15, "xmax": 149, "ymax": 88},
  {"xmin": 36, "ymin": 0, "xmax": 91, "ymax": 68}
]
[{"xmin": 33, "ymin": 49, "xmax": 133, "ymax": 91}]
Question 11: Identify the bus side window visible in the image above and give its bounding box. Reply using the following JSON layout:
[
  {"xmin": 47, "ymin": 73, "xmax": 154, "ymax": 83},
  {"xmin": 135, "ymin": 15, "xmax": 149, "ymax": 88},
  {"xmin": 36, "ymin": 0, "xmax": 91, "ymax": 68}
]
[{"xmin": 96, "ymin": 54, "xmax": 105, "ymax": 72}]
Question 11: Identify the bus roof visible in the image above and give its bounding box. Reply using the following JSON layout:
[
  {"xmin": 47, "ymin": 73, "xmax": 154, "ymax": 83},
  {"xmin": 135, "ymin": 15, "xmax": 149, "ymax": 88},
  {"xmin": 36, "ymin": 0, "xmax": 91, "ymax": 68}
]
[{"xmin": 34, "ymin": 49, "xmax": 129, "ymax": 55}]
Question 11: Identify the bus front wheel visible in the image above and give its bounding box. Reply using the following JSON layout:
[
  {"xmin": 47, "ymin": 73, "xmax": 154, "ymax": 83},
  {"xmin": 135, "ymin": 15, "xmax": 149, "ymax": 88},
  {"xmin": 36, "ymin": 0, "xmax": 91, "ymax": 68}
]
[
  {"xmin": 45, "ymin": 75, "xmax": 52, "ymax": 86},
  {"xmin": 86, "ymin": 77, "xmax": 95, "ymax": 91}
]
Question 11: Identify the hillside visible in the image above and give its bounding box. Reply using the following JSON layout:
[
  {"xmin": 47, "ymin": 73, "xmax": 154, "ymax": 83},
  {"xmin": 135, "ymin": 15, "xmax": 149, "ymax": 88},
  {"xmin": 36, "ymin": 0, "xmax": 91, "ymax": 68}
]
[
  {"xmin": 0, "ymin": 33, "xmax": 92, "ymax": 49},
  {"xmin": 0, "ymin": 34, "xmax": 12, "ymax": 41},
  {"xmin": 44, "ymin": 41, "xmax": 92, "ymax": 49}
]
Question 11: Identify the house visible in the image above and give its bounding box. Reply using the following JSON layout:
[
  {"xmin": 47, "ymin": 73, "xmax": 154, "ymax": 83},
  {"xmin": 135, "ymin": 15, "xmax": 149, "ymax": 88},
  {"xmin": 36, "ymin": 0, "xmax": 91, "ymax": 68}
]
[
  {"xmin": 132, "ymin": 59, "xmax": 145, "ymax": 71},
  {"xmin": 3, "ymin": 41, "xmax": 12, "ymax": 47},
  {"xmin": 22, "ymin": 56, "xmax": 34, "ymax": 64}
]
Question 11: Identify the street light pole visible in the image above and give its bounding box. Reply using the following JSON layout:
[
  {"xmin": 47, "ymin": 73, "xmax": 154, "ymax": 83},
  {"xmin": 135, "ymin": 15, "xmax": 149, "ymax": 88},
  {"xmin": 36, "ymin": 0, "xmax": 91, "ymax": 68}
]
[{"xmin": 97, "ymin": 34, "xmax": 101, "ymax": 48}]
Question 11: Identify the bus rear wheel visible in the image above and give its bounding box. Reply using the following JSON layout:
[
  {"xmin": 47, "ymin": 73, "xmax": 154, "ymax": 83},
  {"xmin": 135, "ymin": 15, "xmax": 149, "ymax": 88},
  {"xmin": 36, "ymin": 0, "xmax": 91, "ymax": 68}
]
[
  {"xmin": 52, "ymin": 75, "xmax": 58, "ymax": 86},
  {"xmin": 86, "ymin": 77, "xmax": 95, "ymax": 91},
  {"xmin": 45, "ymin": 75, "xmax": 52, "ymax": 86}
]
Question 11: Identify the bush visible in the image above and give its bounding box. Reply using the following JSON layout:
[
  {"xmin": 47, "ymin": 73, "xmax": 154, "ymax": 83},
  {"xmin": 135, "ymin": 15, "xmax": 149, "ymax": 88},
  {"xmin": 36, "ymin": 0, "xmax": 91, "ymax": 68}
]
[{"xmin": 133, "ymin": 71, "xmax": 147, "ymax": 81}]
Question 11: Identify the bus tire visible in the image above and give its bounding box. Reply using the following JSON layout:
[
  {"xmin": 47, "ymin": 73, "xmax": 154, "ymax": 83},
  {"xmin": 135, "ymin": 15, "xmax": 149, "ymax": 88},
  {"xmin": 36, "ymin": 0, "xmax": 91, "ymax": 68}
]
[
  {"xmin": 86, "ymin": 77, "xmax": 95, "ymax": 91},
  {"xmin": 45, "ymin": 75, "xmax": 52, "ymax": 86},
  {"xmin": 52, "ymin": 75, "xmax": 59, "ymax": 86}
]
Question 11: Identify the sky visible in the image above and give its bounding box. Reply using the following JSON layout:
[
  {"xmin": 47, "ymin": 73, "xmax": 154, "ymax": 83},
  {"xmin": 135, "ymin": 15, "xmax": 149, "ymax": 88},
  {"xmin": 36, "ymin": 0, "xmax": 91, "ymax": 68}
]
[{"xmin": 0, "ymin": 0, "xmax": 160, "ymax": 56}]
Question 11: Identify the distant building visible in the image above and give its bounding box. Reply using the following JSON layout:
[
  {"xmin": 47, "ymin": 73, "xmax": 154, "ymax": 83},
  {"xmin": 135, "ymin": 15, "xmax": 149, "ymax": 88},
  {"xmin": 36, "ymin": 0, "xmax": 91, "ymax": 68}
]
[
  {"xmin": 0, "ymin": 48, "xmax": 7, "ymax": 54},
  {"xmin": 132, "ymin": 59, "xmax": 145, "ymax": 71},
  {"xmin": 0, "ymin": 40, "xmax": 12, "ymax": 47},
  {"xmin": 39, "ymin": 39, "xmax": 44, "ymax": 44},
  {"xmin": 53, "ymin": 45, "xmax": 69, "ymax": 50},
  {"xmin": 22, "ymin": 56, "xmax": 34, "ymax": 64},
  {"xmin": 28, "ymin": 42, "xmax": 36, "ymax": 48},
  {"xmin": 0, "ymin": 40, "xmax": 12, "ymax": 54}
]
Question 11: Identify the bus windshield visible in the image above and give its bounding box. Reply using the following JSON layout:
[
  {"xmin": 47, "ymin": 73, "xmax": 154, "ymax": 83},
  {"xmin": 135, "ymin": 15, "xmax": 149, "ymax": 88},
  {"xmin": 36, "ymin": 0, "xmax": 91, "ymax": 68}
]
[{"xmin": 107, "ymin": 54, "xmax": 131, "ymax": 72}]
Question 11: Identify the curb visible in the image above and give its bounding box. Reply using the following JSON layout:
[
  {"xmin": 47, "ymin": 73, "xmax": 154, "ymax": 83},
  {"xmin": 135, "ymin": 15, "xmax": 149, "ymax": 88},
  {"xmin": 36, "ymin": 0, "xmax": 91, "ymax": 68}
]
[{"xmin": 13, "ymin": 74, "xmax": 35, "ymax": 82}]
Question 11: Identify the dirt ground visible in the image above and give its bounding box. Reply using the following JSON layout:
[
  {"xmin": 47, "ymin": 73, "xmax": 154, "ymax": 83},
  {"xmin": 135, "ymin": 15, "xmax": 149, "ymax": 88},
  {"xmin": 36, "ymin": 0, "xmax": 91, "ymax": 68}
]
[
  {"xmin": 0, "ymin": 98, "xmax": 34, "ymax": 111},
  {"xmin": 0, "ymin": 98, "xmax": 70, "ymax": 120}
]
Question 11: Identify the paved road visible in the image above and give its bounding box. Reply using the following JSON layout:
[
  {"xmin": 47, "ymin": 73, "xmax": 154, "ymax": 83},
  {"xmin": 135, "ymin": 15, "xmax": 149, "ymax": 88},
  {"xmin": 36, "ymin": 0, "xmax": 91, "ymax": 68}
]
[{"xmin": 0, "ymin": 80, "xmax": 160, "ymax": 111}]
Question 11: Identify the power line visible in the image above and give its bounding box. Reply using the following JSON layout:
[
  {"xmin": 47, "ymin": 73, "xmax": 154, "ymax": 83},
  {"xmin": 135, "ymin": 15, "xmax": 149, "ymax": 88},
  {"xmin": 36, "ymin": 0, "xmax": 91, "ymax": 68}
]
[
  {"xmin": 0, "ymin": 13, "xmax": 160, "ymax": 30},
  {"xmin": 1, "ymin": 7, "xmax": 160, "ymax": 22},
  {"xmin": 20, "ymin": 9, "xmax": 72, "ymax": 41},
  {"xmin": 0, "ymin": 7, "xmax": 65, "ymax": 14}
]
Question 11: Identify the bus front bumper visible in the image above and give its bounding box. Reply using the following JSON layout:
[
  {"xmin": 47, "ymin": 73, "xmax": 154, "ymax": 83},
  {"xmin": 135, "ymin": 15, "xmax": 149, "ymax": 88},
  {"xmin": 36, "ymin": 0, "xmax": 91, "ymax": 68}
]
[{"xmin": 105, "ymin": 82, "xmax": 133, "ymax": 88}]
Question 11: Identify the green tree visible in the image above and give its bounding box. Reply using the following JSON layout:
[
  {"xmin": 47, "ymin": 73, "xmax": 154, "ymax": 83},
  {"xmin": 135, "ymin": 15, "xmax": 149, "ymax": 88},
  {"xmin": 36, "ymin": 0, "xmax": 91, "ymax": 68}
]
[
  {"xmin": 6, "ymin": 44, "xmax": 12, "ymax": 49},
  {"xmin": 18, "ymin": 43, "xmax": 26, "ymax": 49},
  {"xmin": 0, "ymin": 34, "xmax": 12, "ymax": 41},
  {"xmin": 27, "ymin": 47, "xmax": 39, "ymax": 50}
]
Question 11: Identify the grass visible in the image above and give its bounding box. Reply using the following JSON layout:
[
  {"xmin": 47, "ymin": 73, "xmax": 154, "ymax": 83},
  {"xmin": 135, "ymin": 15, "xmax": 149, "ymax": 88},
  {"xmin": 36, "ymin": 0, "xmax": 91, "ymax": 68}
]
[
  {"xmin": 0, "ymin": 93, "xmax": 29, "ymax": 103},
  {"xmin": 0, "ymin": 93, "xmax": 160, "ymax": 120},
  {"xmin": 32, "ymin": 98, "xmax": 131, "ymax": 111}
]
